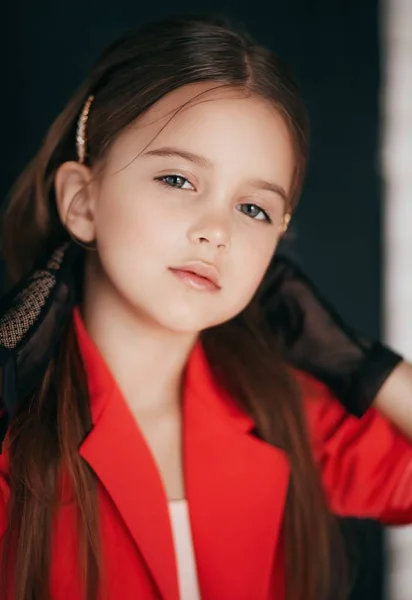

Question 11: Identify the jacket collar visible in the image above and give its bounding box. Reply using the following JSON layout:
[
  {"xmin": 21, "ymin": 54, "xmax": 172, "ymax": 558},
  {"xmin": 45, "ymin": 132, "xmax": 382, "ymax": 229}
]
[{"xmin": 75, "ymin": 308, "xmax": 289, "ymax": 600}]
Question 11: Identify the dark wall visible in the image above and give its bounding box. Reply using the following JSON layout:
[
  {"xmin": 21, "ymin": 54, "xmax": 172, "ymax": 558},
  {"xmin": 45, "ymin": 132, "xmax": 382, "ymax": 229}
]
[{"xmin": 3, "ymin": 1, "xmax": 384, "ymax": 598}]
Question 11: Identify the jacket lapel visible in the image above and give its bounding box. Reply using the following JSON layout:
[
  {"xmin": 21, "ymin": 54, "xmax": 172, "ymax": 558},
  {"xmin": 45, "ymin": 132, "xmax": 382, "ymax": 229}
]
[
  {"xmin": 76, "ymin": 311, "xmax": 180, "ymax": 600},
  {"xmin": 184, "ymin": 345, "xmax": 290, "ymax": 599}
]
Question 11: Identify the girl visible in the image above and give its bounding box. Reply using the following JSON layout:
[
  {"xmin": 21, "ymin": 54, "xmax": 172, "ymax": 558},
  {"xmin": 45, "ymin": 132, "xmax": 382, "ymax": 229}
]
[{"xmin": 1, "ymin": 14, "xmax": 412, "ymax": 600}]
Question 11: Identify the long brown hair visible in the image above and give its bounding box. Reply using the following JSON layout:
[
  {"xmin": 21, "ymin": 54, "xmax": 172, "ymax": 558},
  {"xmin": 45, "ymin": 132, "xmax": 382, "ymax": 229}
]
[{"xmin": 0, "ymin": 14, "xmax": 345, "ymax": 600}]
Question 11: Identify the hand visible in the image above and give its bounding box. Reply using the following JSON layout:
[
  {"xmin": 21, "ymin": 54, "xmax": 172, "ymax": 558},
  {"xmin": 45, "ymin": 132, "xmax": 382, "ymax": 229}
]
[{"xmin": 257, "ymin": 255, "xmax": 403, "ymax": 417}]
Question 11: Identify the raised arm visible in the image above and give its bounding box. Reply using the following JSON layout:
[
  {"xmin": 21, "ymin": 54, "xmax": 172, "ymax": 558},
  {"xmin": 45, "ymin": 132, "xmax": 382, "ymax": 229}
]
[{"xmin": 298, "ymin": 371, "xmax": 412, "ymax": 525}]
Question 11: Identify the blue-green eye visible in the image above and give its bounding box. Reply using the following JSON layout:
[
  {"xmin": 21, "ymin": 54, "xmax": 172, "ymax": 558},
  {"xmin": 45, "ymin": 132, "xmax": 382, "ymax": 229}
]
[
  {"xmin": 156, "ymin": 175, "xmax": 194, "ymax": 190},
  {"xmin": 237, "ymin": 203, "xmax": 272, "ymax": 223}
]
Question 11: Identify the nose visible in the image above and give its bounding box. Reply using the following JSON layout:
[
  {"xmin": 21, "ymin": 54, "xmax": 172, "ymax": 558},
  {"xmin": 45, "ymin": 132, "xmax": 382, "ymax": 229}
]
[{"xmin": 187, "ymin": 212, "xmax": 230, "ymax": 251}]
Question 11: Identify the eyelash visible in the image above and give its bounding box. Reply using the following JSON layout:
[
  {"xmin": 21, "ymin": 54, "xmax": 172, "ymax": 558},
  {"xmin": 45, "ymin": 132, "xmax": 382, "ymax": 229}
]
[
  {"xmin": 155, "ymin": 174, "xmax": 273, "ymax": 224},
  {"xmin": 155, "ymin": 174, "xmax": 195, "ymax": 191}
]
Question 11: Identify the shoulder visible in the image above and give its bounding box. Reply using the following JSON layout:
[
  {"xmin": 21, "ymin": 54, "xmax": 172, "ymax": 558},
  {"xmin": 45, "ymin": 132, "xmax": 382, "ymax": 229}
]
[
  {"xmin": 291, "ymin": 369, "xmax": 371, "ymax": 450},
  {"xmin": 292, "ymin": 369, "xmax": 346, "ymax": 424}
]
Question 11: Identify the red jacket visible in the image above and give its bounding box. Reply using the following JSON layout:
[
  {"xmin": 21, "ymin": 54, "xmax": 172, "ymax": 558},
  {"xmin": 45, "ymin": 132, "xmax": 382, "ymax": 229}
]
[{"xmin": 1, "ymin": 311, "xmax": 412, "ymax": 599}]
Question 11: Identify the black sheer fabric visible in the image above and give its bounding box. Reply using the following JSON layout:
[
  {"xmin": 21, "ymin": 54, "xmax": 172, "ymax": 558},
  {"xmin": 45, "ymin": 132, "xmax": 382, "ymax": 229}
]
[
  {"xmin": 258, "ymin": 255, "xmax": 402, "ymax": 417},
  {"xmin": 0, "ymin": 242, "xmax": 82, "ymax": 439}
]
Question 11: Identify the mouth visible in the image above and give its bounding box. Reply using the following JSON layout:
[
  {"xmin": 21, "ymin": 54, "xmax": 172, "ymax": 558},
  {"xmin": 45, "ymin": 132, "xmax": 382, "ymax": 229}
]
[{"xmin": 169, "ymin": 262, "xmax": 221, "ymax": 292}]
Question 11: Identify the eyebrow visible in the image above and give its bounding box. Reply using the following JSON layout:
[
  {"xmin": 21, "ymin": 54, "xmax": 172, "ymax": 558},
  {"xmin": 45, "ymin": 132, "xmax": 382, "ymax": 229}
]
[
  {"xmin": 143, "ymin": 145, "xmax": 289, "ymax": 203},
  {"xmin": 246, "ymin": 178, "xmax": 288, "ymax": 204},
  {"xmin": 143, "ymin": 146, "xmax": 212, "ymax": 169}
]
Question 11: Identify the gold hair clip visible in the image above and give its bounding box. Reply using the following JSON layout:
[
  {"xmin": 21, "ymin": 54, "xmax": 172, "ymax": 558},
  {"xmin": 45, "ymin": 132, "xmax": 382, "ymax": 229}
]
[{"xmin": 76, "ymin": 95, "xmax": 94, "ymax": 164}]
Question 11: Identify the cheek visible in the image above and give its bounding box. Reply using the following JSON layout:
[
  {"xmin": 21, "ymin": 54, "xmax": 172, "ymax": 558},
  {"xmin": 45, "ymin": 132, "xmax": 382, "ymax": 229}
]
[
  {"xmin": 93, "ymin": 182, "xmax": 177, "ymax": 255},
  {"xmin": 230, "ymin": 231, "xmax": 278, "ymax": 302}
]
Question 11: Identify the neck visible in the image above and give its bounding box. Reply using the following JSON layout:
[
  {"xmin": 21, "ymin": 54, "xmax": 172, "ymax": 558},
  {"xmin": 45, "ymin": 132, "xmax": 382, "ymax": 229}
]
[{"xmin": 81, "ymin": 286, "xmax": 197, "ymax": 415}]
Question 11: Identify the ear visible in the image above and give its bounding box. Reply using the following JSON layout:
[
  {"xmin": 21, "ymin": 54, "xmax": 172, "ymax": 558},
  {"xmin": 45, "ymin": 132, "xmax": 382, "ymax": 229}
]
[{"xmin": 54, "ymin": 161, "xmax": 97, "ymax": 244}]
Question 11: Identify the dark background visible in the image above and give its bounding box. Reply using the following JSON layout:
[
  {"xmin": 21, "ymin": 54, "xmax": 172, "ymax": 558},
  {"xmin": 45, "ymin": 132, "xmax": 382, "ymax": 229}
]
[{"xmin": 3, "ymin": 1, "xmax": 385, "ymax": 598}]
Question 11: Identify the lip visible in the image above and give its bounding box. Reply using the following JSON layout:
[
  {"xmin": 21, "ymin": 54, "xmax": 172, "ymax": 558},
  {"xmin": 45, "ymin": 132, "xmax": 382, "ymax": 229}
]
[{"xmin": 169, "ymin": 261, "xmax": 221, "ymax": 291}]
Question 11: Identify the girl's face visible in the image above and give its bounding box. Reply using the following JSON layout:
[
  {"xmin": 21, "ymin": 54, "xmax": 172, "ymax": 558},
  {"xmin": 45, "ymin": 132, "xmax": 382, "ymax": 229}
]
[{"xmin": 59, "ymin": 83, "xmax": 295, "ymax": 333}]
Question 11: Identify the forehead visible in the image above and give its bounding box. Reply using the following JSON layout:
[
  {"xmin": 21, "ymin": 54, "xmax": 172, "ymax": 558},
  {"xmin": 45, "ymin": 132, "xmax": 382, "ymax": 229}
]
[{"xmin": 108, "ymin": 82, "xmax": 295, "ymax": 194}]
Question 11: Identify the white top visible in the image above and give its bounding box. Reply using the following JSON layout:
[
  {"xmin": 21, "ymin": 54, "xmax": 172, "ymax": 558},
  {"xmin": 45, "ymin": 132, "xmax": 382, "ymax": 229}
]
[{"xmin": 168, "ymin": 500, "xmax": 202, "ymax": 600}]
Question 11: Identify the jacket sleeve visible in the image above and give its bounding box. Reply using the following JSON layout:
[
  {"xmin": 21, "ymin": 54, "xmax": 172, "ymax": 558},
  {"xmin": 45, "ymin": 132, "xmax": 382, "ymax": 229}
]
[{"xmin": 297, "ymin": 371, "xmax": 412, "ymax": 525}]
